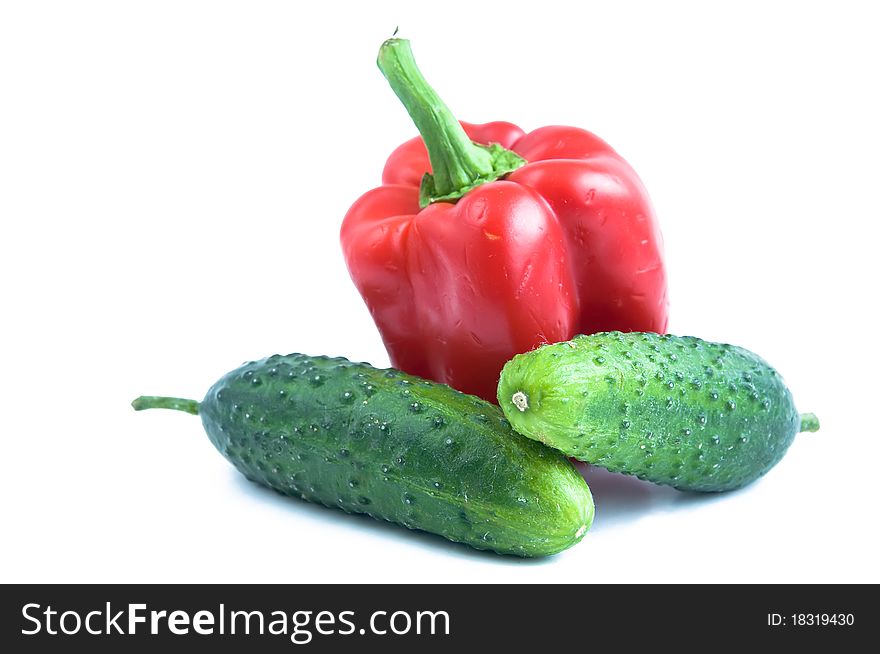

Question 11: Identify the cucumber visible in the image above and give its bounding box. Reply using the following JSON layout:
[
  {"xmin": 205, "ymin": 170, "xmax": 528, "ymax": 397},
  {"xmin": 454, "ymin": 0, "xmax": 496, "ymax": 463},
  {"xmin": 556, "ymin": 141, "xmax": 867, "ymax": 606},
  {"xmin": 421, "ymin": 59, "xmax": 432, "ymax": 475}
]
[
  {"xmin": 133, "ymin": 353, "xmax": 593, "ymax": 557},
  {"xmin": 497, "ymin": 332, "xmax": 819, "ymax": 492}
]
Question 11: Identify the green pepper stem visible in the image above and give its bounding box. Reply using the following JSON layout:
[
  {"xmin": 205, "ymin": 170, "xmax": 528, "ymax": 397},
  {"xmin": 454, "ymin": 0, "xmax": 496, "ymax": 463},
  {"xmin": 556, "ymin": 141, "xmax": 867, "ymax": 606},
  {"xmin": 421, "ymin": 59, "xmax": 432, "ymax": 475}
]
[
  {"xmin": 799, "ymin": 413, "xmax": 820, "ymax": 433},
  {"xmin": 132, "ymin": 396, "xmax": 200, "ymax": 415},
  {"xmin": 377, "ymin": 38, "xmax": 525, "ymax": 207}
]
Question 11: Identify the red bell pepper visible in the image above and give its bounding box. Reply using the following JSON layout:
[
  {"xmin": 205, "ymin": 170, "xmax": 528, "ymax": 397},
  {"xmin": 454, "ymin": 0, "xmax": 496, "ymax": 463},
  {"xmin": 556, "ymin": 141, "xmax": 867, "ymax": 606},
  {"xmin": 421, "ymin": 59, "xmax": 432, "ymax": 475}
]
[{"xmin": 341, "ymin": 39, "xmax": 668, "ymax": 403}]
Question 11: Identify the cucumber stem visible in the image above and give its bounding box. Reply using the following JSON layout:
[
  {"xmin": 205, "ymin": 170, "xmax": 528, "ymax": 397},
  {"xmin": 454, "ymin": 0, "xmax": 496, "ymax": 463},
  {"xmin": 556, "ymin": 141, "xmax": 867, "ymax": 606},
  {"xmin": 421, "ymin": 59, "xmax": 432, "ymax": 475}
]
[
  {"xmin": 132, "ymin": 396, "xmax": 200, "ymax": 415},
  {"xmin": 799, "ymin": 413, "xmax": 820, "ymax": 432}
]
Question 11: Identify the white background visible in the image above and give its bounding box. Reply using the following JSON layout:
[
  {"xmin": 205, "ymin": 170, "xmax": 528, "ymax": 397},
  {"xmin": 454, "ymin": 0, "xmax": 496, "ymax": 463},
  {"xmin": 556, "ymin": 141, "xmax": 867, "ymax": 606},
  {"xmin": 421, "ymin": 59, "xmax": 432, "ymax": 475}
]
[{"xmin": 2, "ymin": 1, "xmax": 878, "ymax": 583}]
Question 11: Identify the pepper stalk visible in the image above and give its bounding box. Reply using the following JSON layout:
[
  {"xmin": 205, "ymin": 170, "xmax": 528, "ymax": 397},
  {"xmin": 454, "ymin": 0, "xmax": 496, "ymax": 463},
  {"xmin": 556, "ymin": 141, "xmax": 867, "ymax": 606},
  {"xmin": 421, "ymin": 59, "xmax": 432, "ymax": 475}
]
[{"xmin": 377, "ymin": 38, "xmax": 526, "ymax": 208}]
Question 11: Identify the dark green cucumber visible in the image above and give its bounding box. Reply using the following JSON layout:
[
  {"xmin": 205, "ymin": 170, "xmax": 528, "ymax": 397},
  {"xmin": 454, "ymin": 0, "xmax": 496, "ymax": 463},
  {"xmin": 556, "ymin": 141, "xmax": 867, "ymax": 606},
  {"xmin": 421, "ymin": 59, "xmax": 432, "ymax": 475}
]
[
  {"xmin": 497, "ymin": 332, "xmax": 819, "ymax": 492},
  {"xmin": 133, "ymin": 353, "xmax": 593, "ymax": 557}
]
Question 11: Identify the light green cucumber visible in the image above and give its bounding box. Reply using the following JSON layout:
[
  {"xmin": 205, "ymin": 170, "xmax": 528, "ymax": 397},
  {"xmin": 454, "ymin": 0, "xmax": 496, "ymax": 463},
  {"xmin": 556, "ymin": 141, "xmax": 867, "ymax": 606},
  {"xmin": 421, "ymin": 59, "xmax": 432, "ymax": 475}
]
[
  {"xmin": 134, "ymin": 353, "xmax": 593, "ymax": 556},
  {"xmin": 497, "ymin": 332, "xmax": 818, "ymax": 492}
]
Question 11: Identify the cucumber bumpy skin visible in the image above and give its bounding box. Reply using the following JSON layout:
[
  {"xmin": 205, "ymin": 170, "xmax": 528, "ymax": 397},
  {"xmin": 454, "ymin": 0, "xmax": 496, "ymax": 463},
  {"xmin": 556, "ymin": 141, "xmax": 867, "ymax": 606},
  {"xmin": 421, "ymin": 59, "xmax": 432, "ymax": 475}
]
[
  {"xmin": 133, "ymin": 354, "xmax": 593, "ymax": 557},
  {"xmin": 498, "ymin": 332, "xmax": 819, "ymax": 492}
]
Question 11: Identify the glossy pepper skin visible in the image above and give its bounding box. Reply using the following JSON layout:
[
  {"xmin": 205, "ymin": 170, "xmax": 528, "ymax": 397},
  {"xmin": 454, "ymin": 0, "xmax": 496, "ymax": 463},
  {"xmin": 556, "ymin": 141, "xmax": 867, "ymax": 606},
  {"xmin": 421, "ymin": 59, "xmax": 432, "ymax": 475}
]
[{"xmin": 341, "ymin": 39, "xmax": 668, "ymax": 403}]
